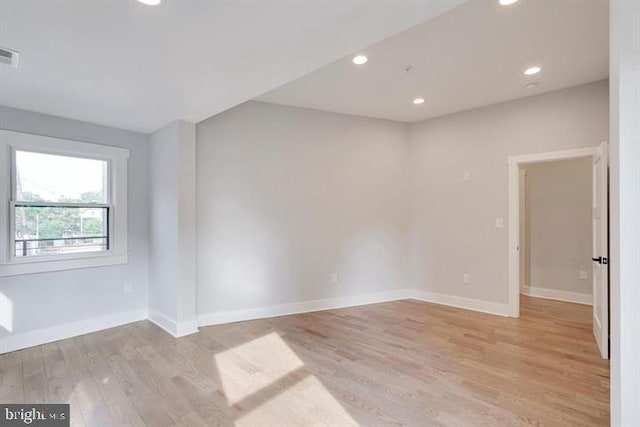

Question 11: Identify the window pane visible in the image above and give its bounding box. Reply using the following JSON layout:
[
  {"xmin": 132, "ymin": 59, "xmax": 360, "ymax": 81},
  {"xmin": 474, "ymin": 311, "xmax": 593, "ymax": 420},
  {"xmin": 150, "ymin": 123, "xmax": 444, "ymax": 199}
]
[
  {"xmin": 14, "ymin": 206, "xmax": 108, "ymax": 257},
  {"xmin": 16, "ymin": 151, "xmax": 107, "ymax": 203}
]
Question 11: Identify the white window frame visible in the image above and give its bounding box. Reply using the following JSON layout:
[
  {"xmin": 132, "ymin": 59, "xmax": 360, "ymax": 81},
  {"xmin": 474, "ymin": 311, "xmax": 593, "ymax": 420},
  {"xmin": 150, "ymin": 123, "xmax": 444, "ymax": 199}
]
[{"xmin": 0, "ymin": 130, "xmax": 129, "ymax": 276}]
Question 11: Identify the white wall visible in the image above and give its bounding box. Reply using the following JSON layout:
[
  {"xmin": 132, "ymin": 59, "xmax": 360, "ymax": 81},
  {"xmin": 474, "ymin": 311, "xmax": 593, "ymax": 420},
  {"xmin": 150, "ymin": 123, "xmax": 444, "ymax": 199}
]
[
  {"xmin": 148, "ymin": 121, "xmax": 198, "ymax": 337},
  {"xmin": 408, "ymin": 80, "xmax": 609, "ymax": 305},
  {"xmin": 148, "ymin": 123, "xmax": 179, "ymax": 322},
  {"xmin": 196, "ymin": 101, "xmax": 410, "ymax": 319},
  {"xmin": 609, "ymin": 1, "xmax": 640, "ymax": 424},
  {"xmin": 0, "ymin": 81, "xmax": 609, "ymax": 352},
  {"xmin": 0, "ymin": 106, "xmax": 149, "ymax": 350},
  {"xmin": 523, "ymin": 158, "xmax": 592, "ymax": 297}
]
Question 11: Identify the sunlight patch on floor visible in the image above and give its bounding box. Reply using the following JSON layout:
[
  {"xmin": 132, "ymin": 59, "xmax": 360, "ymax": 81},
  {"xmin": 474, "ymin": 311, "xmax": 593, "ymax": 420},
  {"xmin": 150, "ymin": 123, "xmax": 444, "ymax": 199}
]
[
  {"xmin": 236, "ymin": 374, "xmax": 358, "ymax": 426},
  {"xmin": 214, "ymin": 331, "xmax": 357, "ymax": 426},
  {"xmin": 0, "ymin": 292, "xmax": 13, "ymax": 332},
  {"xmin": 214, "ymin": 332, "xmax": 304, "ymax": 405}
]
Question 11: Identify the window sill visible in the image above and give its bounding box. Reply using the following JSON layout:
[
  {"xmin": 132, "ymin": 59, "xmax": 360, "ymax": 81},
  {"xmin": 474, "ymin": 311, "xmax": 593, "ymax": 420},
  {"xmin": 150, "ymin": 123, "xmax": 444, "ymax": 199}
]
[{"xmin": 0, "ymin": 252, "xmax": 128, "ymax": 276}]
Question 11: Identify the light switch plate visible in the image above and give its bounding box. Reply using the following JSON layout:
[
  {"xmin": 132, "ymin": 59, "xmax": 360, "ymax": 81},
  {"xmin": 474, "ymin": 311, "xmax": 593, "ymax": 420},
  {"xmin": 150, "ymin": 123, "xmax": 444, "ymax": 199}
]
[
  {"xmin": 463, "ymin": 171, "xmax": 471, "ymax": 181},
  {"xmin": 495, "ymin": 218, "xmax": 504, "ymax": 228}
]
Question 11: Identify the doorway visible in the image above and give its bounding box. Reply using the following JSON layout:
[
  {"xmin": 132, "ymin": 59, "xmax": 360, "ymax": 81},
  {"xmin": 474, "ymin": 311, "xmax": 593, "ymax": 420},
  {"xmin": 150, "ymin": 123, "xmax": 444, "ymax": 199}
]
[
  {"xmin": 508, "ymin": 143, "xmax": 609, "ymax": 359},
  {"xmin": 519, "ymin": 157, "xmax": 593, "ymax": 304}
]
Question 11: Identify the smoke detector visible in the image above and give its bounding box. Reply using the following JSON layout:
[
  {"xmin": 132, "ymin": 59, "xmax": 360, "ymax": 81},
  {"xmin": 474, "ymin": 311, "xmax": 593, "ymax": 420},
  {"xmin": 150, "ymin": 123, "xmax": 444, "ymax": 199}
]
[{"xmin": 0, "ymin": 47, "xmax": 19, "ymax": 68}]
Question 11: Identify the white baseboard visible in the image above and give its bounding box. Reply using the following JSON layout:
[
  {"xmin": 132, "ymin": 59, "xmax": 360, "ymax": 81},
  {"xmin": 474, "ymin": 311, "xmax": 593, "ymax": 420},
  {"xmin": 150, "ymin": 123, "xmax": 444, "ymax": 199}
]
[
  {"xmin": 197, "ymin": 289, "xmax": 413, "ymax": 326},
  {"xmin": 409, "ymin": 290, "xmax": 512, "ymax": 317},
  {"xmin": 0, "ymin": 289, "xmax": 522, "ymax": 354},
  {"xmin": 148, "ymin": 309, "xmax": 199, "ymax": 338},
  {"xmin": 521, "ymin": 286, "xmax": 592, "ymax": 305},
  {"xmin": 0, "ymin": 308, "xmax": 147, "ymax": 354}
]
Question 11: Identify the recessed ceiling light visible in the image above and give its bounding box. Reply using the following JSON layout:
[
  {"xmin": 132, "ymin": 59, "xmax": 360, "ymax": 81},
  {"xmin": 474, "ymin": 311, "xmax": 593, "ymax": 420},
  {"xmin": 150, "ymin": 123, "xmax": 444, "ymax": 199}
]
[
  {"xmin": 525, "ymin": 83, "xmax": 538, "ymax": 90},
  {"xmin": 499, "ymin": 0, "xmax": 519, "ymax": 5},
  {"xmin": 524, "ymin": 66, "xmax": 541, "ymax": 76},
  {"xmin": 138, "ymin": 0, "xmax": 161, "ymax": 5},
  {"xmin": 413, "ymin": 97, "xmax": 425, "ymax": 105},
  {"xmin": 352, "ymin": 55, "xmax": 368, "ymax": 65}
]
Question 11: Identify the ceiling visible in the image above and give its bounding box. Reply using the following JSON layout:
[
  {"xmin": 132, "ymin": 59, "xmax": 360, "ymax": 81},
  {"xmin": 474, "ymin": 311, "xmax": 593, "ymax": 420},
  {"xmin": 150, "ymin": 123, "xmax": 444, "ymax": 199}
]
[
  {"xmin": 0, "ymin": 0, "xmax": 464, "ymax": 133},
  {"xmin": 258, "ymin": 0, "xmax": 609, "ymax": 123}
]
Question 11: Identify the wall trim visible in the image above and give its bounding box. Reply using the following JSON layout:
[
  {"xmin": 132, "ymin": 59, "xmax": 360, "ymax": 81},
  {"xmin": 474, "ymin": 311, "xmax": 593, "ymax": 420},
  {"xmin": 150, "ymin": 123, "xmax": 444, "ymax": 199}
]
[
  {"xmin": 197, "ymin": 289, "xmax": 413, "ymax": 326},
  {"xmin": 521, "ymin": 286, "xmax": 592, "ymax": 305},
  {"xmin": 409, "ymin": 290, "xmax": 512, "ymax": 317},
  {"xmin": 0, "ymin": 308, "xmax": 147, "ymax": 354},
  {"xmin": 176, "ymin": 318, "xmax": 199, "ymax": 337},
  {"xmin": 197, "ymin": 288, "xmax": 512, "ymax": 326},
  {"xmin": 148, "ymin": 309, "xmax": 199, "ymax": 338},
  {"xmin": 1, "ymin": 289, "xmax": 525, "ymax": 354}
]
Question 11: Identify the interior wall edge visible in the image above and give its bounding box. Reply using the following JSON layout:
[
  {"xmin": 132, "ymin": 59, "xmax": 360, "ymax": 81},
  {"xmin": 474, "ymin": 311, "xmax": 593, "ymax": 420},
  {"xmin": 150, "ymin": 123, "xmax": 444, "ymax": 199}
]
[{"xmin": 148, "ymin": 308, "xmax": 199, "ymax": 338}]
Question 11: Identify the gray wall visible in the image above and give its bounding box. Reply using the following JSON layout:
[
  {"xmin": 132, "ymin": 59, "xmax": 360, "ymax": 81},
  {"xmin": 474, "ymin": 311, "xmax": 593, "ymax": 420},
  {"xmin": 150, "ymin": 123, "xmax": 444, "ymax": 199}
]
[
  {"xmin": 0, "ymin": 106, "xmax": 149, "ymax": 335},
  {"xmin": 0, "ymin": 80, "xmax": 610, "ymax": 348},
  {"xmin": 196, "ymin": 101, "xmax": 410, "ymax": 315},
  {"xmin": 524, "ymin": 158, "xmax": 592, "ymax": 296},
  {"xmin": 408, "ymin": 80, "xmax": 609, "ymax": 304}
]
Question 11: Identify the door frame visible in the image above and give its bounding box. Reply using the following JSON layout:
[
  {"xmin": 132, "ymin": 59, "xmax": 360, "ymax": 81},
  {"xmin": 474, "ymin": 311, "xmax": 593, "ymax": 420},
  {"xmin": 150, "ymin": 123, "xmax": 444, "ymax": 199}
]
[
  {"xmin": 507, "ymin": 145, "xmax": 603, "ymax": 317},
  {"xmin": 518, "ymin": 168, "xmax": 528, "ymax": 292}
]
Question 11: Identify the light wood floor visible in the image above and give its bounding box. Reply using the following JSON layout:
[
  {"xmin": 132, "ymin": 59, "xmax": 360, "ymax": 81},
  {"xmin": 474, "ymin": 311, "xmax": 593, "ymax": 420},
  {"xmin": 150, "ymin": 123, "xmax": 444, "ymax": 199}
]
[{"xmin": 0, "ymin": 296, "xmax": 609, "ymax": 426}]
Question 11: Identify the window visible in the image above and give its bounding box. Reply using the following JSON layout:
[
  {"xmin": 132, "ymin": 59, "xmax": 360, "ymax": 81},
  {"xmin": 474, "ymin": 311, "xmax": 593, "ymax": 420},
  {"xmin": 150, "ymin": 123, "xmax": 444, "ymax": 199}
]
[
  {"xmin": 0, "ymin": 130, "xmax": 129, "ymax": 276},
  {"xmin": 14, "ymin": 151, "xmax": 110, "ymax": 257}
]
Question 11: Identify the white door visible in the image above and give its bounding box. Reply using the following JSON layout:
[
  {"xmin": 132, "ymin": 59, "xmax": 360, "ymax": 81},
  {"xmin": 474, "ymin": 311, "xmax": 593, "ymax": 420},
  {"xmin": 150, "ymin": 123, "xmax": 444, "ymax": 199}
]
[{"xmin": 592, "ymin": 141, "xmax": 609, "ymax": 359}]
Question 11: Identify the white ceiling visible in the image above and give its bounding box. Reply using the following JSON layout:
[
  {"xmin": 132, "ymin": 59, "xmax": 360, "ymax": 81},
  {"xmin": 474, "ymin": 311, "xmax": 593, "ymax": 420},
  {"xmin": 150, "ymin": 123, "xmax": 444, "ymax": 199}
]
[
  {"xmin": 258, "ymin": 0, "xmax": 609, "ymax": 123},
  {"xmin": 0, "ymin": 0, "xmax": 464, "ymax": 133}
]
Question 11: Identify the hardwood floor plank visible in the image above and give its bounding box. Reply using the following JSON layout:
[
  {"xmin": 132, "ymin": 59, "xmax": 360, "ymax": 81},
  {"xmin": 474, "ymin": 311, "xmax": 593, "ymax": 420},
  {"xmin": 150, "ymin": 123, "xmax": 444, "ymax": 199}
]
[
  {"xmin": 0, "ymin": 350, "xmax": 24, "ymax": 404},
  {"xmin": 58, "ymin": 337, "xmax": 115, "ymax": 427},
  {"xmin": 76, "ymin": 334, "xmax": 147, "ymax": 427},
  {"xmin": 22, "ymin": 346, "xmax": 47, "ymax": 404},
  {"xmin": 42, "ymin": 342, "xmax": 87, "ymax": 427},
  {"xmin": 0, "ymin": 296, "xmax": 609, "ymax": 426}
]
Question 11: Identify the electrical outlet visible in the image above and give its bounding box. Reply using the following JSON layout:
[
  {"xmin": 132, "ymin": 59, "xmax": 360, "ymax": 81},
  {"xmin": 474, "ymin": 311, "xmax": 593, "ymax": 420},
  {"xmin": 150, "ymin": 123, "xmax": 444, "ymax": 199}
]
[
  {"xmin": 123, "ymin": 282, "xmax": 132, "ymax": 294},
  {"xmin": 579, "ymin": 270, "xmax": 589, "ymax": 280},
  {"xmin": 331, "ymin": 273, "xmax": 340, "ymax": 283},
  {"xmin": 463, "ymin": 273, "xmax": 471, "ymax": 284},
  {"xmin": 463, "ymin": 171, "xmax": 471, "ymax": 181}
]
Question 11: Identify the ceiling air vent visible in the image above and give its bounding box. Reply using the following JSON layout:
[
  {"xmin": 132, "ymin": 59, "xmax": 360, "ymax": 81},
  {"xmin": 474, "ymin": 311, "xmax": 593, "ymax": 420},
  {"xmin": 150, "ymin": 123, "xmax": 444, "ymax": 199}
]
[{"xmin": 0, "ymin": 47, "xmax": 19, "ymax": 68}]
